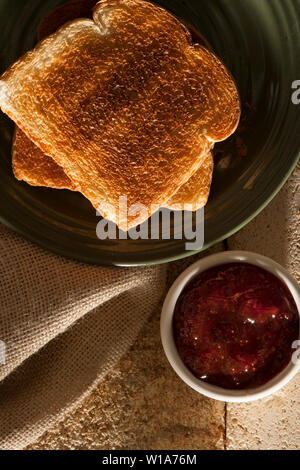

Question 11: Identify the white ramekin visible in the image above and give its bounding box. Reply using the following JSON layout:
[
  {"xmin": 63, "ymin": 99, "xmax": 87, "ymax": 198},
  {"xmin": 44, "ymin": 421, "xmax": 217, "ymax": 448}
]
[{"xmin": 160, "ymin": 251, "xmax": 300, "ymax": 403}]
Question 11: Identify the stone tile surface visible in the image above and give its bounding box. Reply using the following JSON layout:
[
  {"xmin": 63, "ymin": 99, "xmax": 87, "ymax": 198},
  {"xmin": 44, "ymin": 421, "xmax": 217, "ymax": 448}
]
[
  {"xmin": 28, "ymin": 246, "xmax": 225, "ymax": 450},
  {"xmin": 227, "ymin": 163, "xmax": 299, "ymax": 450}
]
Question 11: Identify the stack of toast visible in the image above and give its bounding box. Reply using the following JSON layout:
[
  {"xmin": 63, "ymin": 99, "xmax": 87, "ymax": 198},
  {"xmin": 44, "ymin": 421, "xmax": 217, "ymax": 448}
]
[{"xmin": 0, "ymin": 0, "xmax": 240, "ymax": 230}]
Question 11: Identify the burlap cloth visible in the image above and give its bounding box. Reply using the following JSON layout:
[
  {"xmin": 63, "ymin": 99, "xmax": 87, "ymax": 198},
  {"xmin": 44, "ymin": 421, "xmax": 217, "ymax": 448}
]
[{"xmin": 0, "ymin": 223, "xmax": 167, "ymax": 450}]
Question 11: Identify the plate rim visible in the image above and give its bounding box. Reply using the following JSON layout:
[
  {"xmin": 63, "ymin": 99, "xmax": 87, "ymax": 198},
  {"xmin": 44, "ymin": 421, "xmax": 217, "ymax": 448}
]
[{"xmin": 0, "ymin": 153, "xmax": 298, "ymax": 267}]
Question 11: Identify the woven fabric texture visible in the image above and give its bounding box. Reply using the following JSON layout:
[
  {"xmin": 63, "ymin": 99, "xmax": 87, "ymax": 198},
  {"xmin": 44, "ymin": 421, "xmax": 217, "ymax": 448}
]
[{"xmin": 0, "ymin": 224, "xmax": 166, "ymax": 449}]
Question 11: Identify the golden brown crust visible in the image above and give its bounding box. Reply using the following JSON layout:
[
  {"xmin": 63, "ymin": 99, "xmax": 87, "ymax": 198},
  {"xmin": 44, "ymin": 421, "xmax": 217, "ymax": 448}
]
[
  {"xmin": 12, "ymin": 128, "xmax": 76, "ymax": 190},
  {"xmin": 12, "ymin": 0, "xmax": 97, "ymax": 191},
  {"xmin": 13, "ymin": 0, "xmax": 211, "ymax": 198},
  {"xmin": 1, "ymin": 0, "xmax": 240, "ymax": 230},
  {"xmin": 165, "ymin": 150, "xmax": 214, "ymax": 211},
  {"xmin": 38, "ymin": 0, "xmax": 96, "ymax": 40}
]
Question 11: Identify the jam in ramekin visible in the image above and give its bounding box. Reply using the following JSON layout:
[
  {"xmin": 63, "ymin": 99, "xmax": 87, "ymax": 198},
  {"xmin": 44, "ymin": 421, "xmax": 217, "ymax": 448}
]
[{"xmin": 173, "ymin": 263, "xmax": 299, "ymax": 390}]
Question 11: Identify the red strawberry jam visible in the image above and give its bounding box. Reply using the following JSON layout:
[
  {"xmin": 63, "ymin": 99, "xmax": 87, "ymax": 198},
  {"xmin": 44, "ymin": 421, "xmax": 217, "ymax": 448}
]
[{"xmin": 173, "ymin": 263, "xmax": 299, "ymax": 390}]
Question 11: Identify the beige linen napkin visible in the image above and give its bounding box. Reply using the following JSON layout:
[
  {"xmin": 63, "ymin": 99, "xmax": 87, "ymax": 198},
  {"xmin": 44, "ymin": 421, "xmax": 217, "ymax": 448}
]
[{"xmin": 0, "ymin": 223, "xmax": 166, "ymax": 450}]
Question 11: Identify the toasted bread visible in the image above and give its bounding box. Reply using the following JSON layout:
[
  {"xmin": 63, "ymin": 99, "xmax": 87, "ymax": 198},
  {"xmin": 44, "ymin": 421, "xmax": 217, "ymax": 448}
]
[
  {"xmin": 1, "ymin": 0, "xmax": 240, "ymax": 230},
  {"xmin": 166, "ymin": 150, "xmax": 214, "ymax": 211},
  {"xmin": 12, "ymin": 0, "xmax": 97, "ymax": 191},
  {"xmin": 13, "ymin": 124, "xmax": 213, "ymax": 209},
  {"xmin": 38, "ymin": 0, "xmax": 96, "ymax": 39},
  {"xmin": 13, "ymin": 0, "xmax": 212, "ymax": 207},
  {"xmin": 12, "ymin": 127, "xmax": 76, "ymax": 190}
]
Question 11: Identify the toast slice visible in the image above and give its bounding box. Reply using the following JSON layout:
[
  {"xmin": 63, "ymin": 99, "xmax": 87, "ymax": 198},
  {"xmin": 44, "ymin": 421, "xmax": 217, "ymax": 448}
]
[
  {"xmin": 14, "ymin": 123, "xmax": 213, "ymax": 210},
  {"xmin": 1, "ymin": 0, "xmax": 240, "ymax": 230},
  {"xmin": 12, "ymin": 0, "xmax": 96, "ymax": 192},
  {"xmin": 166, "ymin": 150, "xmax": 214, "ymax": 211},
  {"xmin": 12, "ymin": 127, "xmax": 76, "ymax": 190},
  {"xmin": 13, "ymin": 125, "xmax": 213, "ymax": 209},
  {"xmin": 13, "ymin": 0, "xmax": 213, "ymax": 209}
]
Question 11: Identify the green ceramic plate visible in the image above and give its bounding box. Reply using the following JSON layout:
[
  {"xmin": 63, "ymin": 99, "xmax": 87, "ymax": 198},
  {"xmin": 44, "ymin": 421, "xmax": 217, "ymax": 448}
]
[{"xmin": 0, "ymin": 0, "xmax": 299, "ymax": 266}]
